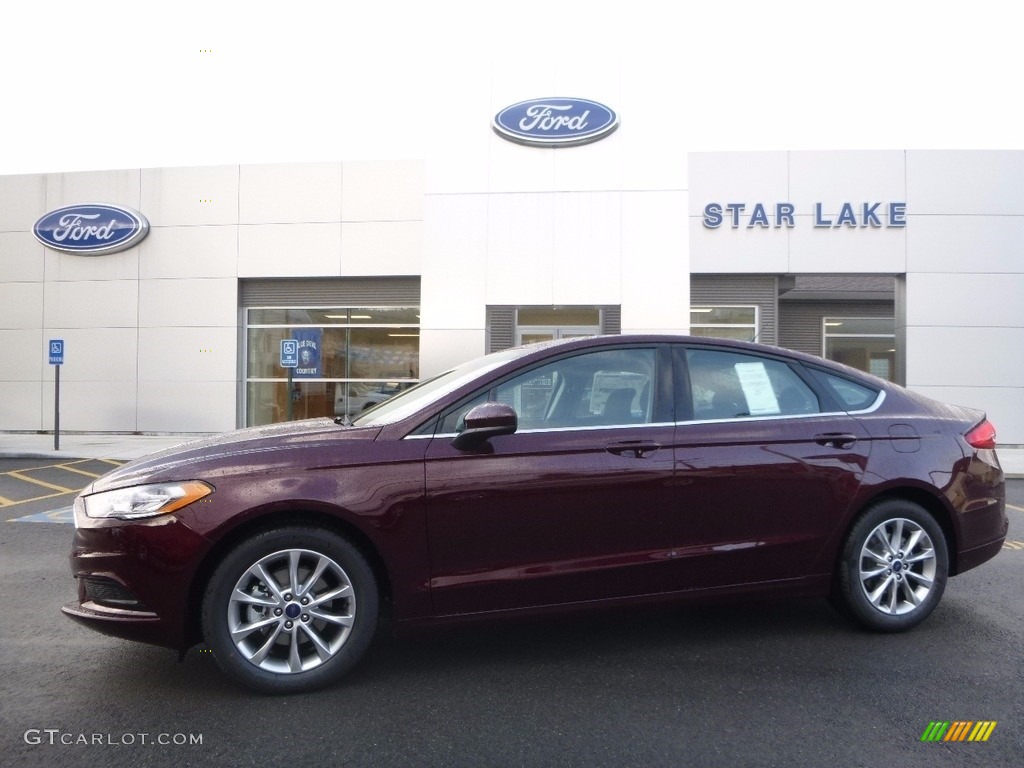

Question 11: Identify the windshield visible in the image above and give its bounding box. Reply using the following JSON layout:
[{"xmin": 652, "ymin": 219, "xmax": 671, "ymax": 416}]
[{"xmin": 350, "ymin": 346, "xmax": 533, "ymax": 427}]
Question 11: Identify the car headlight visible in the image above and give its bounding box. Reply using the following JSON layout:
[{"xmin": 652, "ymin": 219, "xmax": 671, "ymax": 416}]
[{"xmin": 82, "ymin": 481, "xmax": 213, "ymax": 520}]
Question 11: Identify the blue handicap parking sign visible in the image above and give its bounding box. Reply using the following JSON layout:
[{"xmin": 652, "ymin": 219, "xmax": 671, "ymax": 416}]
[
  {"xmin": 49, "ymin": 339, "xmax": 64, "ymax": 365},
  {"xmin": 280, "ymin": 339, "xmax": 299, "ymax": 368}
]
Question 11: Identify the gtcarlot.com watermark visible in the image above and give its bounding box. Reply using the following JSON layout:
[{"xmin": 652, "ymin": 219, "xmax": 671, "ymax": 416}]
[{"xmin": 24, "ymin": 729, "xmax": 203, "ymax": 747}]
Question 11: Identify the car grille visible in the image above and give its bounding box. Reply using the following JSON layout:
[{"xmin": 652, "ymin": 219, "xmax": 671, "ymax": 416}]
[{"xmin": 81, "ymin": 576, "xmax": 148, "ymax": 610}]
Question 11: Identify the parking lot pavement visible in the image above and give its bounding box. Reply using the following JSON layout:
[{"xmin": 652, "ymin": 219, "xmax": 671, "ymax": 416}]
[{"xmin": 0, "ymin": 458, "xmax": 122, "ymax": 523}]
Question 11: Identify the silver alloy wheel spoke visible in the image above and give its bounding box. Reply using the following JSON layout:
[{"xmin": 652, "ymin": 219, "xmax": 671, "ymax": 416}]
[
  {"xmin": 227, "ymin": 548, "xmax": 356, "ymax": 674},
  {"xmin": 859, "ymin": 517, "xmax": 937, "ymax": 616}
]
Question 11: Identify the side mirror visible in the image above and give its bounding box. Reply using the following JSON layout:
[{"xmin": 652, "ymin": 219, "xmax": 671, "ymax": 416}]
[{"xmin": 451, "ymin": 402, "xmax": 518, "ymax": 450}]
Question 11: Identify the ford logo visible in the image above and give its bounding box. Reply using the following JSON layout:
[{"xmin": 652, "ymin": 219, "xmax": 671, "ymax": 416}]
[
  {"xmin": 33, "ymin": 204, "xmax": 150, "ymax": 255},
  {"xmin": 493, "ymin": 97, "xmax": 619, "ymax": 147}
]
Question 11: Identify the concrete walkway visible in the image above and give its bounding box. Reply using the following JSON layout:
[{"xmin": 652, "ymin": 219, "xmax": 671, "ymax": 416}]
[{"xmin": 2, "ymin": 431, "xmax": 1022, "ymax": 477}]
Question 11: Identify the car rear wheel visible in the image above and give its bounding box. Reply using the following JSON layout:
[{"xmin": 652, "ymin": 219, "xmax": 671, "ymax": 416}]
[
  {"xmin": 201, "ymin": 526, "xmax": 378, "ymax": 693},
  {"xmin": 835, "ymin": 499, "xmax": 948, "ymax": 632}
]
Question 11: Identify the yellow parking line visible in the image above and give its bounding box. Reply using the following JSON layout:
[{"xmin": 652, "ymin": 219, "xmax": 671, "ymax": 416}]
[
  {"xmin": 7, "ymin": 471, "xmax": 75, "ymax": 494},
  {"xmin": 1007, "ymin": 503, "xmax": 1024, "ymax": 513},
  {"xmin": 0, "ymin": 496, "xmax": 13, "ymax": 506},
  {"xmin": 0, "ymin": 490, "xmax": 72, "ymax": 509},
  {"xmin": 98, "ymin": 459, "xmax": 124, "ymax": 466},
  {"xmin": 57, "ymin": 465, "xmax": 103, "ymax": 478}
]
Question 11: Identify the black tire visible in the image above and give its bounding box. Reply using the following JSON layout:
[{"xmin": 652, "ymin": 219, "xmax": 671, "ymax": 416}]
[
  {"xmin": 201, "ymin": 526, "xmax": 378, "ymax": 694},
  {"xmin": 834, "ymin": 499, "xmax": 948, "ymax": 632}
]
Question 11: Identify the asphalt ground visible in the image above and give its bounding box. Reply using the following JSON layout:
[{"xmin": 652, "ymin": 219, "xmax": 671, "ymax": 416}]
[{"xmin": 0, "ymin": 458, "xmax": 1021, "ymax": 768}]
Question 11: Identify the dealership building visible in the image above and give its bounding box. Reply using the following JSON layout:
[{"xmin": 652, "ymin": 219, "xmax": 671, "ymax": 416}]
[{"xmin": 1, "ymin": 99, "xmax": 1022, "ymax": 443}]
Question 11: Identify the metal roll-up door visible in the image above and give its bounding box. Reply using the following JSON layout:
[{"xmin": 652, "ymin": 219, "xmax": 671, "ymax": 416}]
[{"xmin": 240, "ymin": 277, "xmax": 421, "ymax": 307}]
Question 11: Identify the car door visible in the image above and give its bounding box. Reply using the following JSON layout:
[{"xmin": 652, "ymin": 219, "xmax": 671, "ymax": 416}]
[
  {"xmin": 661, "ymin": 345, "xmax": 872, "ymax": 590},
  {"xmin": 422, "ymin": 345, "xmax": 678, "ymax": 615}
]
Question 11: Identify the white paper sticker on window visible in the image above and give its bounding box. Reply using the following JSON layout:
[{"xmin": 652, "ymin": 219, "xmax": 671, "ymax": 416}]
[{"xmin": 734, "ymin": 362, "xmax": 780, "ymax": 415}]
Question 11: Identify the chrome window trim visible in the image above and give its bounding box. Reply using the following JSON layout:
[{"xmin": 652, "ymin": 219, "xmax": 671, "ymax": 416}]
[
  {"xmin": 406, "ymin": 421, "xmax": 676, "ymax": 440},
  {"xmin": 404, "ymin": 389, "xmax": 885, "ymax": 439}
]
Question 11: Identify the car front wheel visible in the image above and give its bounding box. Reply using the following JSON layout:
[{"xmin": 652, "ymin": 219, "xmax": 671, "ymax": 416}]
[
  {"xmin": 201, "ymin": 526, "xmax": 378, "ymax": 693},
  {"xmin": 835, "ymin": 499, "xmax": 948, "ymax": 632}
]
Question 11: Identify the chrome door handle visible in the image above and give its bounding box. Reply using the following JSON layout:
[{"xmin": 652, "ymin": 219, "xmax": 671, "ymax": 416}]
[
  {"xmin": 814, "ymin": 433, "xmax": 858, "ymax": 449},
  {"xmin": 606, "ymin": 441, "xmax": 661, "ymax": 458}
]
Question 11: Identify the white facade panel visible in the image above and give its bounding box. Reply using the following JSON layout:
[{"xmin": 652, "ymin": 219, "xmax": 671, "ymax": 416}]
[
  {"xmin": 905, "ymin": 273, "xmax": 1024, "ymax": 328},
  {"xmin": 41, "ymin": 381, "xmax": 137, "ymax": 432},
  {"xmin": 907, "ymin": 215, "xmax": 1024, "ymax": 274},
  {"xmin": 789, "ymin": 224, "xmax": 907, "ymax": 274},
  {"xmin": 689, "ymin": 223, "xmax": 789, "ymax": 274},
  {"xmin": 905, "ymin": 327, "xmax": 1024, "ymax": 388},
  {"xmin": 618, "ymin": 63, "xmax": 689, "ymax": 192},
  {"xmin": 340, "ymin": 222, "xmax": 422, "ymax": 276},
  {"xmin": 487, "ymin": 140, "xmax": 558, "ymax": 195},
  {"xmin": 0, "ymin": 329, "xmax": 43, "ymax": 381},
  {"xmin": 788, "ymin": 151, "xmax": 906, "ymax": 211},
  {"xmin": 342, "ymin": 161, "xmax": 424, "ymax": 222},
  {"xmin": 137, "ymin": 327, "xmax": 237, "ymax": 383},
  {"xmin": 136, "ymin": 380, "xmax": 236, "ymax": 433},
  {"xmin": 420, "ymin": 195, "xmax": 488, "ymax": 331},
  {"xmin": 239, "ymin": 162, "xmax": 343, "ymax": 224},
  {"xmin": 620, "ymin": 191, "xmax": 689, "ymax": 334},
  {"xmin": 141, "ymin": 166, "xmax": 240, "ymax": 227},
  {"xmin": 0, "ymin": 174, "xmax": 45, "ymax": 233},
  {"xmin": 42, "ymin": 280, "xmax": 139, "ymax": 329},
  {"xmin": 0, "ymin": 381, "xmax": 42, "ymax": 431},
  {"xmin": 551, "ymin": 193, "xmax": 622, "ymax": 305},
  {"xmin": 0, "ymin": 282, "xmax": 44, "ymax": 329},
  {"xmin": 484, "ymin": 193, "xmax": 556, "ymax": 305},
  {"xmin": 138, "ymin": 278, "xmax": 238, "ymax": 328},
  {"xmin": 0, "ymin": 232, "xmax": 44, "ymax": 281},
  {"xmin": 138, "ymin": 226, "xmax": 239, "ymax": 279},
  {"xmin": 237, "ymin": 223, "xmax": 342, "ymax": 277},
  {"xmin": 43, "ymin": 245, "xmax": 139, "ymax": 282},
  {"xmin": 45, "ymin": 169, "xmax": 141, "ymax": 210},
  {"xmin": 908, "ymin": 151, "xmax": 1024, "ymax": 215}
]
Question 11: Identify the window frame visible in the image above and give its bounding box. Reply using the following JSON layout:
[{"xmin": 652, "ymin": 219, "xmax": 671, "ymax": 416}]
[
  {"xmin": 689, "ymin": 305, "xmax": 760, "ymax": 342},
  {"xmin": 414, "ymin": 344, "xmax": 674, "ymax": 438}
]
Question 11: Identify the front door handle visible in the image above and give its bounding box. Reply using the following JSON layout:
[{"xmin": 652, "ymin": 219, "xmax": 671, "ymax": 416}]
[
  {"xmin": 814, "ymin": 433, "xmax": 858, "ymax": 449},
  {"xmin": 606, "ymin": 441, "xmax": 661, "ymax": 458}
]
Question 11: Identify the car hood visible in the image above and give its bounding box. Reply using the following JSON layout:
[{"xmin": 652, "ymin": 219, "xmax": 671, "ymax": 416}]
[{"xmin": 85, "ymin": 419, "xmax": 382, "ymax": 493}]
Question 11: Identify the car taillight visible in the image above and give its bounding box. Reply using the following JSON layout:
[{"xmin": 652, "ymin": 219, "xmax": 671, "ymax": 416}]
[{"xmin": 965, "ymin": 419, "xmax": 997, "ymax": 450}]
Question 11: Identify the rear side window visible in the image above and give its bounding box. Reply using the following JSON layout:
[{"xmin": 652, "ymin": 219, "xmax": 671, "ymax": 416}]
[
  {"xmin": 685, "ymin": 349, "xmax": 819, "ymax": 419},
  {"xmin": 809, "ymin": 369, "xmax": 879, "ymax": 411}
]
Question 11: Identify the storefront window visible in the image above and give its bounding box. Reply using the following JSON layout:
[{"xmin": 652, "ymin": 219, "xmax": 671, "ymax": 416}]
[
  {"xmin": 245, "ymin": 307, "xmax": 419, "ymax": 426},
  {"xmin": 690, "ymin": 306, "xmax": 758, "ymax": 341},
  {"xmin": 515, "ymin": 307, "xmax": 602, "ymax": 345},
  {"xmin": 822, "ymin": 317, "xmax": 895, "ymax": 381}
]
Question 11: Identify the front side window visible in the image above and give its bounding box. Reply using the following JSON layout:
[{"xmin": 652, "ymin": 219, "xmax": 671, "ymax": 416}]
[
  {"xmin": 686, "ymin": 349, "xmax": 819, "ymax": 420},
  {"xmin": 436, "ymin": 347, "xmax": 657, "ymax": 434}
]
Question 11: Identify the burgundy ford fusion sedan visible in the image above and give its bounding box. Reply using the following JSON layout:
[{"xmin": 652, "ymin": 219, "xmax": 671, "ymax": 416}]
[{"xmin": 63, "ymin": 335, "xmax": 1007, "ymax": 693}]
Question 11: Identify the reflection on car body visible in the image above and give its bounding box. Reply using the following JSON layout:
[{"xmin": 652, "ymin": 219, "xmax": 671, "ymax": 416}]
[{"xmin": 64, "ymin": 335, "xmax": 1007, "ymax": 693}]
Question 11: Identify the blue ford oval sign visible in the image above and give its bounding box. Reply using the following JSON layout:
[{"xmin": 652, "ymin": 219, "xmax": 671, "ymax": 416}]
[
  {"xmin": 33, "ymin": 204, "xmax": 150, "ymax": 255},
  {"xmin": 493, "ymin": 97, "xmax": 619, "ymax": 147}
]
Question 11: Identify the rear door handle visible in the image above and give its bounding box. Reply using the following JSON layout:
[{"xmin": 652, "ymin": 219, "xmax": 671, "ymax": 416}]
[
  {"xmin": 606, "ymin": 441, "xmax": 661, "ymax": 458},
  {"xmin": 814, "ymin": 433, "xmax": 858, "ymax": 449}
]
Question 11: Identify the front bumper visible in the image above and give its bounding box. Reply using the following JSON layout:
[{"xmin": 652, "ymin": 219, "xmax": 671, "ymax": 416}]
[{"xmin": 63, "ymin": 503, "xmax": 211, "ymax": 651}]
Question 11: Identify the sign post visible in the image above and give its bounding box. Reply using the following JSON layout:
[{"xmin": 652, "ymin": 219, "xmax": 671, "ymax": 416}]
[
  {"xmin": 48, "ymin": 340, "xmax": 64, "ymax": 450},
  {"xmin": 280, "ymin": 339, "xmax": 298, "ymax": 421}
]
